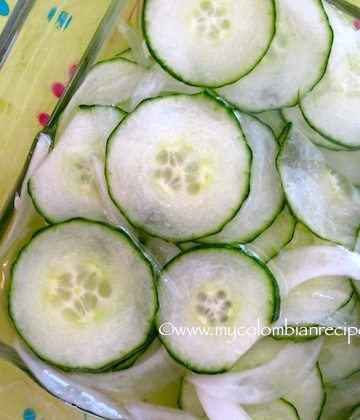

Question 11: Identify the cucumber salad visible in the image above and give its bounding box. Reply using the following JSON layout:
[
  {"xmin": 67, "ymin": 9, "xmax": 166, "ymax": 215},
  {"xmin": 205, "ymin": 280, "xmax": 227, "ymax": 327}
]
[{"xmin": 2, "ymin": 0, "xmax": 360, "ymax": 418}]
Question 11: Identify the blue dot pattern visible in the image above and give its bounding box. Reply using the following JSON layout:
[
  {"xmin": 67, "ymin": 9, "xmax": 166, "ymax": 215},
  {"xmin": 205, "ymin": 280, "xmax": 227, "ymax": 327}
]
[
  {"xmin": 23, "ymin": 408, "xmax": 36, "ymax": 420},
  {"xmin": 0, "ymin": 0, "xmax": 10, "ymax": 16},
  {"xmin": 47, "ymin": 6, "xmax": 73, "ymax": 29}
]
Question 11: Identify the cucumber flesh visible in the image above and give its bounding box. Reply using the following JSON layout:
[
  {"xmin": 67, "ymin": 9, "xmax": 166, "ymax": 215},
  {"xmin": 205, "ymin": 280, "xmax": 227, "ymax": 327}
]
[
  {"xmin": 277, "ymin": 124, "xmax": 360, "ymax": 248},
  {"xmin": 156, "ymin": 245, "xmax": 278, "ymax": 373},
  {"xmin": 274, "ymin": 276, "xmax": 354, "ymax": 329},
  {"xmin": 56, "ymin": 58, "xmax": 148, "ymax": 135},
  {"xmin": 282, "ymin": 105, "xmax": 348, "ymax": 151},
  {"xmin": 178, "ymin": 376, "xmax": 207, "ymax": 419},
  {"xmin": 243, "ymin": 398, "xmax": 299, "ymax": 419},
  {"xmin": 320, "ymin": 147, "xmax": 360, "ymax": 188},
  {"xmin": 200, "ymin": 111, "xmax": 284, "ymax": 244},
  {"xmin": 9, "ymin": 219, "xmax": 157, "ymax": 371},
  {"xmin": 300, "ymin": 3, "xmax": 360, "ymax": 148},
  {"xmin": 143, "ymin": 0, "xmax": 275, "ymax": 87},
  {"xmin": 245, "ymin": 205, "xmax": 296, "ymax": 262},
  {"xmin": 318, "ymin": 335, "xmax": 360, "ymax": 386},
  {"xmin": 215, "ymin": 0, "xmax": 332, "ymax": 111},
  {"xmin": 106, "ymin": 93, "xmax": 251, "ymax": 242},
  {"xmin": 29, "ymin": 106, "xmax": 125, "ymax": 224},
  {"xmin": 284, "ymin": 366, "xmax": 325, "ymax": 420}
]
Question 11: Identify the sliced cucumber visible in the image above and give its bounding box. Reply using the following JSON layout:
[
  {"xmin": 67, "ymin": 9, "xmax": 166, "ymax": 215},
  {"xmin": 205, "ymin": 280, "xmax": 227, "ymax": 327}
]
[
  {"xmin": 139, "ymin": 234, "xmax": 182, "ymax": 268},
  {"xmin": 9, "ymin": 219, "xmax": 157, "ymax": 371},
  {"xmin": 245, "ymin": 205, "xmax": 296, "ymax": 262},
  {"xmin": 69, "ymin": 340, "xmax": 185, "ymax": 403},
  {"xmin": 320, "ymin": 147, "xmax": 360, "ymax": 188},
  {"xmin": 178, "ymin": 376, "xmax": 207, "ymax": 419},
  {"xmin": 318, "ymin": 334, "xmax": 360, "ymax": 386},
  {"xmin": 268, "ymin": 245, "xmax": 360, "ymax": 300},
  {"xmin": 277, "ymin": 124, "xmax": 360, "ymax": 248},
  {"xmin": 29, "ymin": 105, "xmax": 125, "ymax": 224},
  {"xmin": 349, "ymin": 405, "xmax": 360, "ymax": 419},
  {"xmin": 284, "ymin": 366, "xmax": 325, "ymax": 420},
  {"xmin": 273, "ymin": 276, "xmax": 354, "ymax": 329},
  {"xmin": 300, "ymin": 3, "xmax": 360, "ymax": 148},
  {"xmin": 243, "ymin": 398, "xmax": 299, "ymax": 419},
  {"xmin": 321, "ymin": 370, "xmax": 360, "ymax": 420},
  {"xmin": 215, "ymin": 0, "xmax": 332, "ymax": 111},
  {"xmin": 199, "ymin": 111, "xmax": 284, "ymax": 244},
  {"xmin": 57, "ymin": 58, "xmax": 149, "ymax": 135},
  {"xmin": 282, "ymin": 105, "xmax": 348, "ymax": 151},
  {"xmin": 255, "ymin": 109, "xmax": 287, "ymax": 139},
  {"xmin": 106, "ymin": 93, "xmax": 251, "ymax": 242},
  {"xmin": 142, "ymin": 0, "xmax": 275, "ymax": 87},
  {"xmin": 156, "ymin": 245, "xmax": 279, "ymax": 373}
]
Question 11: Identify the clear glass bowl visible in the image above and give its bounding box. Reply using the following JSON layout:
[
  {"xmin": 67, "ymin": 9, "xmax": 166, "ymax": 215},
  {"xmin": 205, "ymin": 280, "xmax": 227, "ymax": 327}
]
[
  {"xmin": 0, "ymin": 1, "xmax": 141, "ymax": 417},
  {"xmin": 0, "ymin": 1, "xmax": 360, "ymax": 418}
]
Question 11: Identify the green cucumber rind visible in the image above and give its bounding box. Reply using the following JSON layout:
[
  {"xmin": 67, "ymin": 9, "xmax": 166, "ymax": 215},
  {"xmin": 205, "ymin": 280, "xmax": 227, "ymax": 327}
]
[
  {"xmin": 245, "ymin": 203, "xmax": 296, "ymax": 262},
  {"xmin": 155, "ymin": 244, "xmax": 281, "ymax": 374},
  {"xmin": 198, "ymin": 110, "xmax": 284, "ymax": 244},
  {"xmin": 244, "ymin": 398, "xmax": 300, "ymax": 419},
  {"xmin": 141, "ymin": 0, "xmax": 276, "ymax": 88},
  {"xmin": 28, "ymin": 105, "xmax": 126, "ymax": 225},
  {"xmin": 299, "ymin": 100, "xmax": 360, "ymax": 151},
  {"xmin": 8, "ymin": 218, "xmax": 158, "ymax": 372},
  {"xmin": 215, "ymin": 0, "xmax": 333, "ymax": 113},
  {"xmin": 276, "ymin": 123, "xmax": 360, "ymax": 248},
  {"xmin": 283, "ymin": 364, "xmax": 326, "ymax": 420},
  {"xmin": 105, "ymin": 92, "xmax": 252, "ymax": 243}
]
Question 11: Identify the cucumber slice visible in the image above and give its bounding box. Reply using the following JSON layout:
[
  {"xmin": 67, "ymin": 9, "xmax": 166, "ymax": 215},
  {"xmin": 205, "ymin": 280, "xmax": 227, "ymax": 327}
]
[
  {"xmin": 319, "ymin": 335, "xmax": 360, "ymax": 386},
  {"xmin": 139, "ymin": 234, "xmax": 182, "ymax": 268},
  {"xmin": 9, "ymin": 219, "xmax": 157, "ymax": 371},
  {"xmin": 284, "ymin": 366, "xmax": 325, "ymax": 420},
  {"xmin": 277, "ymin": 124, "xmax": 360, "ymax": 248},
  {"xmin": 320, "ymin": 147, "xmax": 360, "ymax": 188},
  {"xmin": 245, "ymin": 205, "xmax": 296, "ymax": 262},
  {"xmin": 273, "ymin": 276, "xmax": 354, "ymax": 329},
  {"xmin": 57, "ymin": 58, "xmax": 149, "ymax": 135},
  {"xmin": 243, "ymin": 399, "xmax": 299, "ymax": 419},
  {"xmin": 215, "ymin": 0, "xmax": 332, "ymax": 111},
  {"xmin": 300, "ymin": 3, "xmax": 360, "ymax": 148},
  {"xmin": 349, "ymin": 405, "xmax": 360, "ymax": 419},
  {"xmin": 106, "ymin": 93, "xmax": 251, "ymax": 242},
  {"xmin": 255, "ymin": 109, "xmax": 287, "ymax": 139},
  {"xmin": 156, "ymin": 245, "xmax": 279, "ymax": 373},
  {"xmin": 178, "ymin": 376, "xmax": 207, "ymax": 419},
  {"xmin": 282, "ymin": 105, "xmax": 348, "ymax": 151},
  {"xmin": 29, "ymin": 105, "xmax": 125, "ymax": 224},
  {"xmin": 142, "ymin": 0, "xmax": 275, "ymax": 87},
  {"xmin": 69, "ymin": 340, "xmax": 185, "ymax": 403},
  {"xmin": 199, "ymin": 111, "xmax": 284, "ymax": 244},
  {"xmin": 321, "ymin": 370, "xmax": 360, "ymax": 420}
]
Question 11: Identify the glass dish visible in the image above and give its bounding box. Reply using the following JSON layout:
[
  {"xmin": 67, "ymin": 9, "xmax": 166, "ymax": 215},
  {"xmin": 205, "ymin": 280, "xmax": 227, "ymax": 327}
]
[{"xmin": 0, "ymin": 0, "xmax": 360, "ymax": 419}]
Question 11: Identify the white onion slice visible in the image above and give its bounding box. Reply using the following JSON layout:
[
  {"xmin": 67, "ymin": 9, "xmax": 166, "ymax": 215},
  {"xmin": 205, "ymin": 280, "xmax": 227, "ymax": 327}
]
[
  {"xmin": 196, "ymin": 388, "xmax": 251, "ymax": 420},
  {"xmin": 124, "ymin": 400, "xmax": 197, "ymax": 419},
  {"xmin": 267, "ymin": 245, "xmax": 360, "ymax": 298},
  {"xmin": 1, "ymin": 134, "xmax": 51, "ymax": 262},
  {"xmin": 15, "ymin": 341, "xmax": 131, "ymax": 420},
  {"xmin": 69, "ymin": 340, "xmax": 184, "ymax": 400},
  {"xmin": 189, "ymin": 339, "xmax": 323, "ymax": 404}
]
